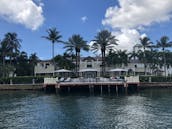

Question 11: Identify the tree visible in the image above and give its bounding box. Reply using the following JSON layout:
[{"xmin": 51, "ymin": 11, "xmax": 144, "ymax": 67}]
[
  {"xmin": 54, "ymin": 54, "xmax": 75, "ymax": 70},
  {"xmin": 29, "ymin": 53, "xmax": 39, "ymax": 76},
  {"xmin": 156, "ymin": 36, "xmax": 172, "ymax": 76},
  {"xmin": 2, "ymin": 32, "xmax": 21, "ymax": 65},
  {"xmin": 64, "ymin": 34, "xmax": 89, "ymax": 75},
  {"xmin": 139, "ymin": 36, "xmax": 152, "ymax": 75},
  {"xmin": 91, "ymin": 30, "xmax": 118, "ymax": 76},
  {"xmin": 15, "ymin": 51, "xmax": 30, "ymax": 76},
  {"xmin": 42, "ymin": 27, "xmax": 63, "ymax": 65},
  {"xmin": 117, "ymin": 50, "xmax": 128, "ymax": 67}
]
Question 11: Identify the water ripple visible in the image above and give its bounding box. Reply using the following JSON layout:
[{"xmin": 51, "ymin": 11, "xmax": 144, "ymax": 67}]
[{"xmin": 0, "ymin": 89, "xmax": 172, "ymax": 129}]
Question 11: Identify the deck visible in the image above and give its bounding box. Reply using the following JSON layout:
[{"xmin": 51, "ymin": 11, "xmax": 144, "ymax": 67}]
[{"xmin": 43, "ymin": 77, "xmax": 140, "ymax": 94}]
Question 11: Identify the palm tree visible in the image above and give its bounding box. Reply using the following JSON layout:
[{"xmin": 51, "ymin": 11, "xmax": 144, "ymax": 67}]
[
  {"xmin": 117, "ymin": 50, "xmax": 128, "ymax": 67},
  {"xmin": 64, "ymin": 34, "xmax": 89, "ymax": 75},
  {"xmin": 1, "ymin": 39, "xmax": 12, "ymax": 77},
  {"xmin": 156, "ymin": 36, "xmax": 172, "ymax": 76},
  {"xmin": 2, "ymin": 32, "xmax": 21, "ymax": 65},
  {"xmin": 139, "ymin": 36, "xmax": 152, "ymax": 75},
  {"xmin": 91, "ymin": 30, "xmax": 118, "ymax": 76},
  {"xmin": 42, "ymin": 27, "xmax": 63, "ymax": 65}
]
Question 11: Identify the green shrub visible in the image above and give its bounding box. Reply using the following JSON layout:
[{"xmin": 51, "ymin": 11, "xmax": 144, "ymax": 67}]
[{"xmin": 139, "ymin": 76, "xmax": 172, "ymax": 82}]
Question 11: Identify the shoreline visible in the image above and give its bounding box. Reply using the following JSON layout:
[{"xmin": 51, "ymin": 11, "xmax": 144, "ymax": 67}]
[
  {"xmin": 0, "ymin": 84, "xmax": 43, "ymax": 90},
  {"xmin": 0, "ymin": 82, "xmax": 172, "ymax": 91}
]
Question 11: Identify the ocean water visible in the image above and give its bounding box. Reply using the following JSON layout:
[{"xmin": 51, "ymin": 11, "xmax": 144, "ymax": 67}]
[{"xmin": 0, "ymin": 89, "xmax": 172, "ymax": 129}]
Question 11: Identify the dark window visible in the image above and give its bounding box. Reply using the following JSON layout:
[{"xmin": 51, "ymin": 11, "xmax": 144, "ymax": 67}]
[
  {"xmin": 45, "ymin": 63, "xmax": 50, "ymax": 69},
  {"xmin": 87, "ymin": 65, "xmax": 92, "ymax": 68}
]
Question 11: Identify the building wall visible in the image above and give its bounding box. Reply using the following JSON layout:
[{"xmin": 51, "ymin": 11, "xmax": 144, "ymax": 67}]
[
  {"xmin": 35, "ymin": 57, "xmax": 169, "ymax": 76},
  {"xmin": 80, "ymin": 59, "xmax": 101, "ymax": 71},
  {"xmin": 34, "ymin": 61, "xmax": 54, "ymax": 75}
]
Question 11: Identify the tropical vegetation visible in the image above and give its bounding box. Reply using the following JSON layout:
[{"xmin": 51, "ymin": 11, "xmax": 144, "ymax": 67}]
[
  {"xmin": 91, "ymin": 30, "xmax": 118, "ymax": 76},
  {"xmin": 42, "ymin": 27, "xmax": 63, "ymax": 65},
  {"xmin": 1, "ymin": 28, "xmax": 172, "ymax": 79},
  {"xmin": 64, "ymin": 34, "xmax": 89, "ymax": 76}
]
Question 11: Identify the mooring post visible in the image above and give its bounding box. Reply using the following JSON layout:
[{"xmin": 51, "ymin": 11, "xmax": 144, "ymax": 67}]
[
  {"xmin": 100, "ymin": 85, "xmax": 103, "ymax": 95},
  {"xmin": 108, "ymin": 85, "xmax": 110, "ymax": 95},
  {"xmin": 116, "ymin": 85, "xmax": 118, "ymax": 95},
  {"xmin": 56, "ymin": 84, "xmax": 60, "ymax": 94},
  {"xmin": 137, "ymin": 83, "xmax": 140, "ymax": 92},
  {"xmin": 89, "ymin": 85, "xmax": 94, "ymax": 95},
  {"xmin": 68, "ymin": 86, "xmax": 70, "ymax": 93},
  {"xmin": 89, "ymin": 85, "xmax": 91, "ymax": 94},
  {"xmin": 124, "ymin": 83, "xmax": 128, "ymax": 95},
  {"xmin": 10, "ymin": 79, "xmax": 13, "ymax": 85}
]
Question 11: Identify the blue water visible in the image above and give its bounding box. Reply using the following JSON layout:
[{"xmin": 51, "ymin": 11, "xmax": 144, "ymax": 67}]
[{"xmin": 0, "ymin": 89, "xmax": 172, "ymax": 129}]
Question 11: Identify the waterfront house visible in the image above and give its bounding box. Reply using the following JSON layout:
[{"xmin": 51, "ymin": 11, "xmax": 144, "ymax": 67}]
[
  {"xmin": 34, "ymin": 57, "xmax": 169, "ymax": 77},
  {"xmin": 34, "ymin": 60, "xmax": 55, "ymax": 76},
  {"xmin": 79, "ymin": 56, "xmax": 102, "ymax": 77}
]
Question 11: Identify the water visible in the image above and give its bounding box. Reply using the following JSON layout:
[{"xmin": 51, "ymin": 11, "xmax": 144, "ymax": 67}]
[{"xmin": 0, "ymin": 89, "xmax": 172, "ymax": 129}]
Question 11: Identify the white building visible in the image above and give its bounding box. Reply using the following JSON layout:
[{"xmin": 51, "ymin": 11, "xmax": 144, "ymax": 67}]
[
  {"xmin": 34, "ymin": 60, "xmax": 54, "ymax": 76},
  {"xmin": 34, "ymin": 57, "xmax": 167, "ymax": 77},
  {"xmin": 79, "ymin": 56, "xmax": 102, "ymax": 77}
]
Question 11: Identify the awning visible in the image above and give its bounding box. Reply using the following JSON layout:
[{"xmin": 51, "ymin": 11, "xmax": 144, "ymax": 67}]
[
  {"xmin": 109, "ymin": 68, "xmax": 128, "ymax": 72},
  {"xmin": 54, "ymin": 69, "xmax": 72, "ymax": 73},
  {"xmin": 79, "ymin": 68, "xmax": 98, "ymax": 72}
]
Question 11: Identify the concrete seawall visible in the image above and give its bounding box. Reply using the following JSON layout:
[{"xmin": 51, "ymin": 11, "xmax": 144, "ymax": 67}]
[
  {"xmin": 140, "ymin": 82, "xmax": 172, "ymax": 88},
  {"xmin": 0, "ymin": 84, "xmax": 43, "ymax": 90},
  {"xmin": 1, "ymin": 82, "xmax": 172, "ymax": 91}
]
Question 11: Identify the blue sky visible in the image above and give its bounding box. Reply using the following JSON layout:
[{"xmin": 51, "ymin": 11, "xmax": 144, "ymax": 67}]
[{"xmin": 0, "ymin": 0, "xmax": 172, "ymax": 59}]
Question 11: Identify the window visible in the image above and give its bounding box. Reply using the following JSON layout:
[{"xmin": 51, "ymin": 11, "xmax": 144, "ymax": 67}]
[
  {"xmin": 87, "ymin": 65, "xmax": 92, "ymax": 68},
  {"xmin": 45, "ymin": 63, "xmax": 50, "ymax": 69},
  {"xmin": 87, "ymin": 61, "xmax": 92, "ymax": 68}
]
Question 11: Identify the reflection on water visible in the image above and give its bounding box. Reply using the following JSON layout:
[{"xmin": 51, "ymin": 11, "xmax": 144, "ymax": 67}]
[{"xmin": 0, "ymin": 89, "xmax": 172, "ymax": 129}]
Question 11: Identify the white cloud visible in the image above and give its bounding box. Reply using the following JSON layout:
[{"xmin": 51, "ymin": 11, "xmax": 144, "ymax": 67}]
[
  {"xmin": 102, "ymin": 0, "xmax": 172, "ymax": 51},
  {"xmin": 102, "ymin": 0, "xmax": 172, "ymax": 29},
  {"xmin": 114, "ymin": 29, "xmax": 141, "ymax": 51},
  {"xmin": 81, "ymin": 16, "xmax": 88, "ymax": 23},
  {"xmin": 0, "ymin": 0, "xmax": 44, "ymax": 30}
]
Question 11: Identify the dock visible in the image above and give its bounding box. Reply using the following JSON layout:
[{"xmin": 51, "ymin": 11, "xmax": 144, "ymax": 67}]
[{"xmin": 43, "ymin": 76, "xmax": 140, "ymax": 94}]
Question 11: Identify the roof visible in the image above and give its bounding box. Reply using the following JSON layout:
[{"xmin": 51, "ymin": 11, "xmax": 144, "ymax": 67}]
[{"xmin": 80, "ymin": 56, "xmax": 102, "ymax": 61}]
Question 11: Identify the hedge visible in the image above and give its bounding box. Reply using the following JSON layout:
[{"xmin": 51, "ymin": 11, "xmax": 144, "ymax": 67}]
[{"xmin": 139, "ymin": 76, "xmax": 172, "ymax": 82}]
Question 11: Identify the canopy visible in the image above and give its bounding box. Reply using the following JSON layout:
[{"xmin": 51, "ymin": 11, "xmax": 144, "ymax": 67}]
[
  {"xmin": 54, "ymin": 69, "xmax": 72, "ymax": 73},
  {"xmin": 109, "ymin": 68, "xmax": 128, "ymax": 72},
  {"xmin": 79, "ymin": 68, "xmax": 98, "ymax": 72}
]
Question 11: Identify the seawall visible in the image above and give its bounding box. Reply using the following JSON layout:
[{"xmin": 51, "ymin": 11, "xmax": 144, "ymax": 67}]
[{"xmin": 0, "ymin": 84, "xmax": 43, "ymax": 90}]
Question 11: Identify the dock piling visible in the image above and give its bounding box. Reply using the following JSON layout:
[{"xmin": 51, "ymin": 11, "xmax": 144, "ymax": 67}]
[
  {"xmin": 108, "ymin": 85, "xmax": 110, "ymax": 94},
  {"xmin": 100, "ymin": 85, "xmax": 103, "ymax": 95},
  {"xmin": 116, "ymin": 85, "xmax": 118, "ymax": 94}
]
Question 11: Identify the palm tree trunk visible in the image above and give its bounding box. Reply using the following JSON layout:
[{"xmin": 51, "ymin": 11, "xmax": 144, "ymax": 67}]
[
  {"xmin": 144, "ymin": 48, "xmax": 146, "ymax": 75},
  {"xmin": 2, "ymin": 53, "xmax": 5, "ymax": 78},
  {"xmin": 78, "ymin": 52, "xmax": 80, "ymax": 76},
  {"xmin": 52, "ymin": 42, "xmax": 55, "ymax": 76},
  {"xmin": 101, "ymin": 50, "xmax": 104, "ymax": 76},
  {"xmin": 101, "ymin": 50, "xmax": 106, "ymax": 77},
  {"xmin": 75, "ymin": 52, "xmax": 78, "ymax": 76},
  {"xmin": 163, "ymin": 49, "xmax": 166, "ymax": 76},
  {"xmin": 52, "ymin": 42, "xmax": 55, "ymax": 63},
  {"xmin": 103, "ymin": 51, "xmax": 106, "ymax": 76}
]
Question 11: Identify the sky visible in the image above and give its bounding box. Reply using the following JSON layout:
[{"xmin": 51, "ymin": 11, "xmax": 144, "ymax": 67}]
[{"xmin": 0, "ymin": 0, "xmax": 172, "ymax": 60}]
